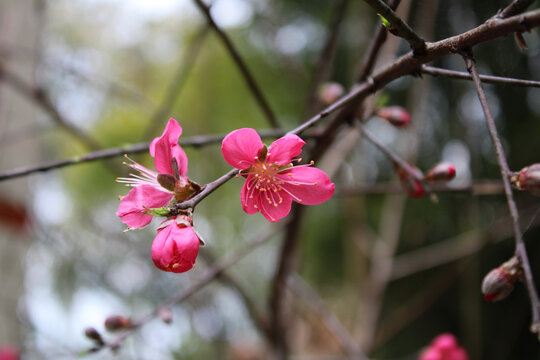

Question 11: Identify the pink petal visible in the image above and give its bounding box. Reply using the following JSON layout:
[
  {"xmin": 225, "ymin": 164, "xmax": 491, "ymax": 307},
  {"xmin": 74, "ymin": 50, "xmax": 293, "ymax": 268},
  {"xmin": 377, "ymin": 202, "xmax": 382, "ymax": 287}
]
[
  {"xmin": 432, "ymin": 333, "xmax": 458, "ymax": 351},
  {"xmin": 267, "ymin": 134, "xmax": 305, "ymax": 166},
  {"xmin": 116, "ymin": 185, "xmax": 173, "ymax": 228},
  {"xmin": 221, "ymin": 128, "xmax": 263, "ymax": 169},
  {"xmin": 151, "ymin": 223, "xmax": 200, "ymax": 273},
  {"xmin": 240, "ymin": 176, "xmax": 260, "ymax": 215},
  {"xmin": 152, "ymin": 119, "xmax": 188, "ymax": 175},
  {"xmin": 150, "ymin": 118, "xmax": 183, "ymax": 157},
  {"xmin": 419, "ymin": 348, "xmax": 442, "ymax": 360},
  {"xmin": 447, "ymin": 348, "xmax": 469, "ymax": 360},
  {"xmin": 258, "ymin": 191, "xmax": 293, "ymax": 222},
  {"xmin": 279, "ymin": 167, "xmax": 335, "ymax": 205}
]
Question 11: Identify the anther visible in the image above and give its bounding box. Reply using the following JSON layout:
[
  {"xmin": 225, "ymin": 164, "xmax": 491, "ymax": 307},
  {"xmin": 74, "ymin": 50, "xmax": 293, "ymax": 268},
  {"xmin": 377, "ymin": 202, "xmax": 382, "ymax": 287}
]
[
  {"xmin": 310, "ymin": 160, "xmax": 315, "ymax": 165},
  {"xmin": 172, "ymin": 263, "xmax": 180, "ymax": 269}
]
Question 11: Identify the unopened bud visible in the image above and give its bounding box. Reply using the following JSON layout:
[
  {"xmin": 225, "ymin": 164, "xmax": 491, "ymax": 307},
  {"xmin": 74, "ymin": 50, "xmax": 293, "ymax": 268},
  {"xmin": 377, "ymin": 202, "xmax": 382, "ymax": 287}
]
[
  {"xmin": 104, "ymin": 315, "xmax": 131, "ymax": 331},
  {"xmin": 157, "ymin": 173, "xmax": 177, "ymax": 191},
  {"xmin": 396, "ymin": 164, "xmax": 425, "ymax": 198},
  {"xmin": 425, "ymin": 162, "xmax": 456, "ymax": 182},
  {"xmin": 482, "ymin": 257, "xmax": 521, "ymax": 302},
  {"xmin": 158, "ymin": 307, "xmax": 173, "ymax": 324},
  {"xmin": 514, "ymin": 164, "xmax": 540, "ymax": 196},
  {"xmin": 376, "ymin": 106, "xmax": 411, "ymax": 127},
  {"xmin": 84, "ymin": 327, "xmax": 104, "ymax": 346},
  {"xmin": 318, "ymin": 82, "xmax": 344, "ymax": 105}
]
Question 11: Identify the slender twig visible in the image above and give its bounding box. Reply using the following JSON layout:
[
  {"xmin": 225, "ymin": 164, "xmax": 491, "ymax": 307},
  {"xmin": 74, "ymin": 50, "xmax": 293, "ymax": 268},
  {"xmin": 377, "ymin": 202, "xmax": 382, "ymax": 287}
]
[
  {"xmin": 101, "ymin": 223, "xmax": 286, "ymax": 353},
  {"xmin": 362, "ymin": 0, "xmax": 426, "ymax": 56},
  {"xmin": 356, "ymin": 121, "xmax": 433, "ymax": 196},
  {"xmin": 304, "ymin": 0, "xmax": 349, "ymax": 116},
  {"xmin": 422, "ymin": 65, "xmax": 540, "ymax": 87},
  {"xmin": 338, "ymin": 180, "xmax": 504, "ymax": 196},
  {"xmin": 0, "ymin": 128, "xmax": 290, "ymax": 182},
  {"xmin": 464, "ymin": 52, "xmax": 540, "ymax": 333},
  {"xmin": 498, "ymin": 0, "xmax": 535, "ymax": 19},
  {"xmin": 191, "ymin": 0, "xmax": 280, "ymax": 129},
  {"xmin": 176, "ymin": 169, "xmax": 239, "ymax": 210},
  {"xmin": 0, "ymin": 63, "xmax": 101, "ymax": 150},
  {"xmin": 145, "ymin": 26, "xmax": 210, "ymax": 137},
  {"xmin": 287, "ymin": 274, "xmax": 367, "ymax": 360}
]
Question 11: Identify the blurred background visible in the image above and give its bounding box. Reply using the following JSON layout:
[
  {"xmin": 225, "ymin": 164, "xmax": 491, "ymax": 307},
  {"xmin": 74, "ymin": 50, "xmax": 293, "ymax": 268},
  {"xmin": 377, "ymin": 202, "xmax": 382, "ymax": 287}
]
[{"xmin": 0, "ymin": 0, "xmax": 540, "ymax": 359}]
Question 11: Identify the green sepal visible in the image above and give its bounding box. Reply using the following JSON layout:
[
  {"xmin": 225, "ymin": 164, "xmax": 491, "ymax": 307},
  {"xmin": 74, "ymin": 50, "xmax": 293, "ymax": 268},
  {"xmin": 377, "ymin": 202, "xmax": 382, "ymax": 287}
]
[
  {"xmin": 377, "ymin": 14, "xmax": 392, "ymax": 29},
  {"xmin": 142, "ymin": 207, "xmax": 171, "ymax": 217}
]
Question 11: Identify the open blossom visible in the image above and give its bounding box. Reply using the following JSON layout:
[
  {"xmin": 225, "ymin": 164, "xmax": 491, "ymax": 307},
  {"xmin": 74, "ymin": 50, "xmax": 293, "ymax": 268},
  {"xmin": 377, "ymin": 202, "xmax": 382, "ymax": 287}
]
[
  {"xmin": 116, "ymin": 118, "xmax": 189, "ymax": 229},
  {"xmin": 221, "ymin": 128, "xmax": 335, "ymax": 222},
  {"xmin": 419, "ymin": 333, "xmax": 468, "ymax": 360},
  {"xmin": 151, "ymin": 217, "xmax": 201, "ymax": 273}
]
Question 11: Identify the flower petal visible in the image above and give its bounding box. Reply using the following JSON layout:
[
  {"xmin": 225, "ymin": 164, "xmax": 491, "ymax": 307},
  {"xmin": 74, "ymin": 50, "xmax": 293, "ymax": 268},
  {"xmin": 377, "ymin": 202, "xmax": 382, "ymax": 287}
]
[
  {"xmin": 267, "ymin": 134, "xmax": 305, "ymax": 166},
  {"xmin": 240, "ymin": 176, "xmax": 260, "ymax": 214},
  {"xmin": 116, "ymin": 185, "xmax": 173, "ymax": 228},
  {"xmin": 279, "ymin": 167, "xmax": 335, "ymax": 205},
  {"xmin": 258, "ymin": 192, "xmax": 293, "ymax": 222},
  {"xmin": 221, "ymin": 128, "xmax": 263, "ymax": 169},
  {"xmin": 150, "ymin": 118, "xmax": 183, "ymax": 157},
  {"xmin": 152, "ymin": 119, "xmax": 188, "ymax": 175}
]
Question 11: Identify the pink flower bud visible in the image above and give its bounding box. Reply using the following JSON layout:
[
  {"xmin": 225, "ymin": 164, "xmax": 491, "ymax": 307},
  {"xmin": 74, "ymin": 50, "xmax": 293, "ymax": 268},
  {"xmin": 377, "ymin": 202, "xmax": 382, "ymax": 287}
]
[
  {"xmin": 432, "ymin": 333, "xmax": 457, "ymax": 352},
  {"xmin": 376, "ymin": 106, "xmax": 411, "ymax": 127},
  {"xmin": 158, "ymin": 307, "xmax": 174, "ymax": 324},
  {"xmin": 151, "ymin": 219, "xmax": 200, "ymax": 273},
  {"xmin": 318, "ymin": 82, "xmax": 345, "ymax": 105},
  {"xmin": 105, "ymin": 315, "xmax": 131, "ymax": 331},
  {"xmin": 396, "ymin": 164, "xmax": 425, "ymax": 198},
  {"xmin": 481, "ymin": 257, "xmax": 521, "ymax": 302},
  {"xmin": 515, "ymin": 164, "xmax": 540, "ymax": 196},
  {"xmin": 419, "ymin": 333, "xmax": 469, "ymax": 360},
  {"xmin": 425, "ymin": 162, "xmax": 456, "ymax": 182},
  {"xmin": 0, "ymin": 346, "xmax": 19, "ymax": 360}
]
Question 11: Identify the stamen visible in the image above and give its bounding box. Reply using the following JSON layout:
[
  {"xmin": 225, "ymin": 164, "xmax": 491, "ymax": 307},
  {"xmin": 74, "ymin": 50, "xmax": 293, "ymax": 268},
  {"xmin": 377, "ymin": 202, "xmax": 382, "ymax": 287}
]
[{"xmin": 172, "ymin": 263, "xmax": 179, "ymax": 269}]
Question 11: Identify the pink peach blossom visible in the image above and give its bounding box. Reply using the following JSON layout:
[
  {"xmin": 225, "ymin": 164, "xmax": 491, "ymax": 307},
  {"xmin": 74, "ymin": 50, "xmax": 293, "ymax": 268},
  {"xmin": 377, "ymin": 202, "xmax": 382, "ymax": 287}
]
[
  {"xmin": 221, "ymin": 128, "xmax": 335, "ymax": 222},
  {"xmin": 419, "ymin": 333, "xmax": 469, "ymax": 360},
  {"xmin": 151, "ymin": 218, "xmax": 200, "ymax": 273},
  {"xmin": 116, "ymin": 118, "xmax": 188, "ymax": 229}
]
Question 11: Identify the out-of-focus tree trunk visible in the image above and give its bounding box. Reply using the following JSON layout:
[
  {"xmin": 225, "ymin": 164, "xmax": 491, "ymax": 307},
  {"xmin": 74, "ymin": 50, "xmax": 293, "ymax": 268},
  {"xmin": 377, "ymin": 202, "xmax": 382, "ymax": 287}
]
[{"xmin": 0, "ymin": 0, "xmax": 42, "ymax": 347}]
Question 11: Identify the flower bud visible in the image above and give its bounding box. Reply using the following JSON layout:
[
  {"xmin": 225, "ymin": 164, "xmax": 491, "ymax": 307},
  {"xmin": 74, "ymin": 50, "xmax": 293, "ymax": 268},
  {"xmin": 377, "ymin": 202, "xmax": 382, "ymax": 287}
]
[
  {"xmin": 84, "ymin": 327, "xmax": 104, "ymax": 346},
  {"xmin": 152, "ymin": 220, "xmax": 200, "ymax": 273},
  {"xmin": 158, "ymin": 307, "xmax": 173, "ymax": 324},
  {"xmin": 515, "ymin": 164, "xmax": 540, "ymax": 196},
  {"xmin": 318, "ymin": 82, "xmax": 344, "ymax": 105},
  {"xmin": 481, "ymin": 257, "xmax": 521, "ymax": 302},
  {"xmin": 104, "ymin": 315, "xmax": 131, "ymax": 331},
  {"xmin": 396, "ymin": 164, "xmax": 425, "ymax": 198},
  {"xmin": 425, "ymin": 162, "xmax": 456, "ymax": 182},
  {"xmin": 376, "ymin": 106, "xmax": 411, "ymax": 127}
]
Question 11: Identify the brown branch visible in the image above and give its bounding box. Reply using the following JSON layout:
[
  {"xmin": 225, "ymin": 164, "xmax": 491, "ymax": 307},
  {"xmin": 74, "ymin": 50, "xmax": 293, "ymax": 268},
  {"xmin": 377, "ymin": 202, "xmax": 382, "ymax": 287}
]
[
  {"xmin": 422, "ymin": 65, "xmax": 540, "ymax": 87},
  {"xmin": 498, "ymin": 0, "xmax": 536, "ymax": 19},
  {"xmin": 286, "ymin": 274, "xmax": 367, "ymax": 360},
  {"xmin": 0, "ymin": 63, "xmax": 101, "ymax": 150},
  {"xmin": 191, "ymin": 0, "xmax": 280, "ymax": 129},
  {"xmin": 101, "ymin": 223, "xmax": 286, "ymax": 353},
  {"xmin": 362, "ymin": 0, "xmax": 426, "ymax": 56},
  {"xmin": 338, "ymin": 180, "xmax": 505, "ymax": 196},
  {"xmin": 464, "ymin": 52, "xmax": 540, "ymax": 334}
]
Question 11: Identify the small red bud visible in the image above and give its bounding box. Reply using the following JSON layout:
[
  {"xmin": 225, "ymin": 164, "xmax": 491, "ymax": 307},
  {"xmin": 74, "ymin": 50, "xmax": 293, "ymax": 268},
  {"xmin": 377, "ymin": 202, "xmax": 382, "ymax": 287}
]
[
  {"xmin": 104, "ymin": 315, "xmax": 131, "ymax": 331},
  {"xmin": 515, "ymin": 164, "xmax": 540, "ymax": 196},
  {"xmin": 318, "ymin": 82, "xmax": 345, "ymax": 105},
  {"xmin": 425, "ymin": 162, "xmax": 456, "ymax": 182},
  {"xmin": 84, "ymin": 327, "xmax": 104, "ymax": 346},
  {"xmin": 396, "ymin": 164, "xmax": 425, "ymax": 198},
  {"xmin": 482, "ymin": 257, "xmax": 521, "ymax": 302},
  {"xmin": 158, "ymin": 307, "xmax": 173, "ymax": 324},
  {"xmin": 376, "ymin": 106, "xmax": 411, "ymax": 127}
]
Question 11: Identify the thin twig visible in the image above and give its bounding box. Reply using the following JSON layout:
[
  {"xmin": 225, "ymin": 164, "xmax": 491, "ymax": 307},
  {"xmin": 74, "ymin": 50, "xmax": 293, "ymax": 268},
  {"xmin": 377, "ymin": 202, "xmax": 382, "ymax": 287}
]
[
  {"xmin": 464, "ymin": 52, "xmax": 540, "ymax": 333},
  {"xmin": 0, "ymin": 63, "xmax": 101, "ymax": 150},
  {"xmin": 362, "ymin": 0, "xmax": 426, "ymax": 56},
  {"xmin": 176, "ymin": 169, "xmax": 239, "ymax": 210},
  {"xmin": 192, "ymin": 0, "xmax": 280, "ymax": 129},
  {"xmin": 422, "ymin": 65, "xmax": 540, "ymax": 87},
  {"xmin": 287, "ymin": 274, "xmax": 367, "ymax": 360},
  {"xmin": 103, "ymin": 223, "xmax": 286, "ymax": 352}
]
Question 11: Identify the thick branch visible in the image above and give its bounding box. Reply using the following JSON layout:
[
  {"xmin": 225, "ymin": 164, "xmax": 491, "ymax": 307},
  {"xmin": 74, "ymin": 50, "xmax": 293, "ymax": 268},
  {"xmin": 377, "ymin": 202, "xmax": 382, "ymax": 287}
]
[
  {"xmin": 362, "ymin": 0, "xmax": 426, "ymax": 55},
  {"xmin": 192, "ymin": 0, "xmax": 280, "ymax": 129},
  {"xmin": 464, "ymin": 52, "xmax": 540, "ymax": 333}
]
